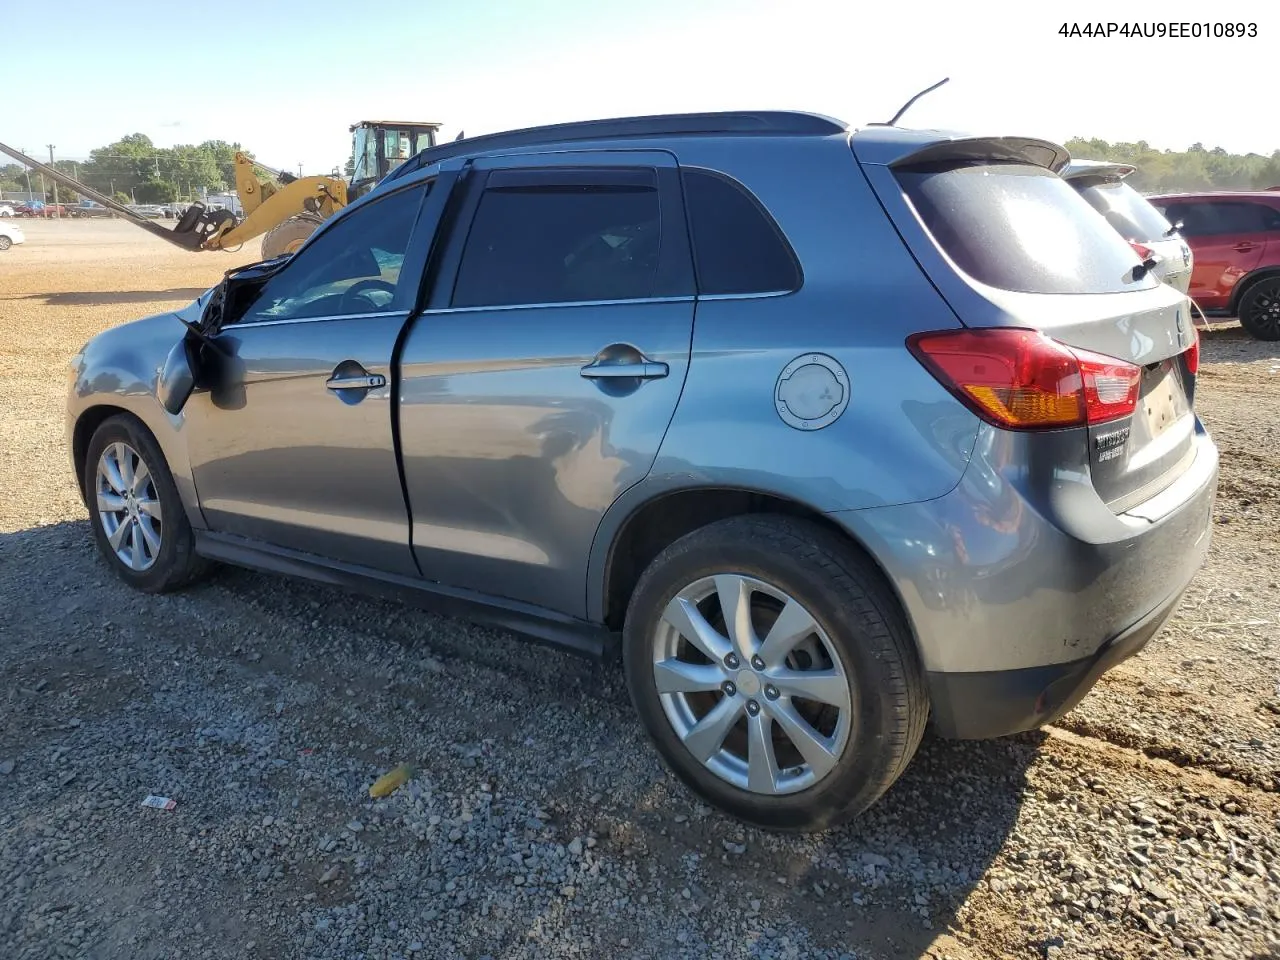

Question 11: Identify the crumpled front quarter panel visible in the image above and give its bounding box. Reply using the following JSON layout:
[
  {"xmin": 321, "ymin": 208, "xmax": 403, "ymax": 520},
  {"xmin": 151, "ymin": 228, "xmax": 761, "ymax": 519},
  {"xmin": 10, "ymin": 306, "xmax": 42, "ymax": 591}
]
[{"xmin": 66, "ymin": 301, "xmax": 208, "ymax": 529}]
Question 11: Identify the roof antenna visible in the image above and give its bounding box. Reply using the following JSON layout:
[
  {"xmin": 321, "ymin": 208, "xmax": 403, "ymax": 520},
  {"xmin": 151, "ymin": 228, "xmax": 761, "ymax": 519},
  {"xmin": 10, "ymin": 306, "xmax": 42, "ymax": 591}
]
[
  {"xmin": 454, "ymin": 130, "xmax": 466, "ymax": 142},
  {"xmin": 885, "ymin": 77, "xmax": 950, "ymax": 126}
]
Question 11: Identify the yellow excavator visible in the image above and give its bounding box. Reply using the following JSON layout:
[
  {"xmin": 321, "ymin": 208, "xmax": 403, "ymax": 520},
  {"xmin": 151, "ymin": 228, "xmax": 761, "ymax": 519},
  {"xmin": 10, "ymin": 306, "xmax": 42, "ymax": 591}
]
[{"xmin": 0, "ymin": 120, "xmax": 442, "ymax": 258}]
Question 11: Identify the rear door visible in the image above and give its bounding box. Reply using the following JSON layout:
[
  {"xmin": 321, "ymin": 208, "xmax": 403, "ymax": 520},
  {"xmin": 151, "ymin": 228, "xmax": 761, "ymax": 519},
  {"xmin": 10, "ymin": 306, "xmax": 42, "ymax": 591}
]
[
  {"xmin": 858, "ymin": 143, "xmax": 1200, "ymax": 512},
  {"xmin": 397, "ymin": 150, "xmax": 696, "ymax": 618}
]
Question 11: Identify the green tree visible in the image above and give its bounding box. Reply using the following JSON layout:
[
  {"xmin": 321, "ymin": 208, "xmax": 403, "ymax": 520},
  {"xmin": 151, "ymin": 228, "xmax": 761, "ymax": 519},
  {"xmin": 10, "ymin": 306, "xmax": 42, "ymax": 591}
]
[
  {"xmin": 134, "ymin": 179, "xmax": 177, "ymax": 203},
  {"xmin": 1063, "ymin": 137, "xmax": 1274, "ymax": 194}
]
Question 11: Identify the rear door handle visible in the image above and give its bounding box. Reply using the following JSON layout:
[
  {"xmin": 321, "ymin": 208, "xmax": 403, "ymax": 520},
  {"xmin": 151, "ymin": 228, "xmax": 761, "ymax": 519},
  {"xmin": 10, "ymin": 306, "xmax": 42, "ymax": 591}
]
[
  {"xmin": 326, "ymin": 373, "xmax": 386, "ymax": 390},
  {"xmin": 580, "ymin": 360, "xmax": 669, "ymax": 380},
  {"xmin": 1234, "ymin": 242, "xmax": 1258, "ymax": 251}
]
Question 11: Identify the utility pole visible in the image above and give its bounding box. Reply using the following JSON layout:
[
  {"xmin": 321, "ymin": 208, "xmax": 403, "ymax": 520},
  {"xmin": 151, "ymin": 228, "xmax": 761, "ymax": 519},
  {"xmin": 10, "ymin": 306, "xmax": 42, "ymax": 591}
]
[
  {"xmin": 21, "ymin": 147, "xmax": 32, "ymax": 202},
  {"xmin": 298, "ymin": 162, "xmax": 304, "ymax": 178},
  {"xmin": 47, "ymin": 145, "xmax": 60, "ymax": 217}
]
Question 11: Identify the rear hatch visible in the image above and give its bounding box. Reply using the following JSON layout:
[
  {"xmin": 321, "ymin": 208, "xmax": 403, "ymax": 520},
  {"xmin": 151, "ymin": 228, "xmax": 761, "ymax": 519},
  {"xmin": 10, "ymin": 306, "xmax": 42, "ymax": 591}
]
[{"xmin": 854, "ymin": 133, "xmax": 1200, "ymax": 513}]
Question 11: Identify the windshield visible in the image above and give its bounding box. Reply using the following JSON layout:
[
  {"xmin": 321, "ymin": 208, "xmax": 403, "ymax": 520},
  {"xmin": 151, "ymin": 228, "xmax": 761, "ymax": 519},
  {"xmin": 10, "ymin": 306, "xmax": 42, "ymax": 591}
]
[
  {"xmin": 896, "ymin": 162, "xmax": 1155, "ymax": 295},
  {"xmin": 350, "ymin": 126, "xmax": 378, "ymax": 184},
  {"xmin": 1072, "ymin": 179, "xmax": 1174, "ymax": 243}
]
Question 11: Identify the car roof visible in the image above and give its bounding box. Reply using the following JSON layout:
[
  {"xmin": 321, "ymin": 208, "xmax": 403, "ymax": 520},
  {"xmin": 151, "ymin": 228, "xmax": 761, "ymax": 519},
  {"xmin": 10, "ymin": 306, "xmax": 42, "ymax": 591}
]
[
  {"xmin": 380, "ymin": 109, "xmax": 1070, "ymax": 188},
  {"xmin": 382, "ymin": 110, "xmax": 851, "ymax": 181},
  {"xmin": 1061, "ymin": 159, "xmax": 1136, "ymax": 181}
]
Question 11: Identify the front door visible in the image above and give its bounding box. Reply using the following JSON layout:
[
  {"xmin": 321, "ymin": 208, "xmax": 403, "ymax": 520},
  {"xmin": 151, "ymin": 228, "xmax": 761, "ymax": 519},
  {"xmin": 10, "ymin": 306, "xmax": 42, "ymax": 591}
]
[
  {"xmin": 185, "ymin": 177, "xmax": 435, "ymax": 575},
  {"xmin": 397, "ymin": 151, "xmax": 696, "ymax": 617}
]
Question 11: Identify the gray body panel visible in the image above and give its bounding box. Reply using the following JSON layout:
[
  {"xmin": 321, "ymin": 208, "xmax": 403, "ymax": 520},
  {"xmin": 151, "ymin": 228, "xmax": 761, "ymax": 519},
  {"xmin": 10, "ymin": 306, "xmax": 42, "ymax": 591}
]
[
  {"xmin": 399, "ymin": 298, "xmax": 694, "ymax": 616},
  {"xmin": 65, "ymin": 113, "xmax": 1219, "ymax": 741},
  {"xmin": 831, "ymin": 420, "xmax": 1217, "ymax": 674},
  {"xmin": 66, "ymin": 305, "xmax": 210, "ymax": 532},
  {"xmin": 183, "ymin": 313, "xmax": 416, "ymax": 575}
]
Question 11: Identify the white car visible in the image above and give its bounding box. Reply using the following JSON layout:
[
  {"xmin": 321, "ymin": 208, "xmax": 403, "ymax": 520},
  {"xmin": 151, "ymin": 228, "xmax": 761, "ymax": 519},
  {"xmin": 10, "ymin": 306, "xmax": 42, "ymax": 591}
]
[
  {"xmin": 0, "ymin": 203, "xmax": 15, "ymax": 217},
  {"xmin": 0, "ymin": 220, "xmax": 25, "ymax": 250},
  {"xmin": 1061, "ymin": 160, "xmax": 1193, "ymax": 294}
]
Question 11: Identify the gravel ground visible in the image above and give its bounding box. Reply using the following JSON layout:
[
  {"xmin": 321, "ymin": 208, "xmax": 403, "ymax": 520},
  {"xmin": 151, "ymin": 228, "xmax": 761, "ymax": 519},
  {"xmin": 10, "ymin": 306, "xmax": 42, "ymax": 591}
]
[{"xmin": 2, "ymin": 220, "xmax": 1278, "ymax": 960}]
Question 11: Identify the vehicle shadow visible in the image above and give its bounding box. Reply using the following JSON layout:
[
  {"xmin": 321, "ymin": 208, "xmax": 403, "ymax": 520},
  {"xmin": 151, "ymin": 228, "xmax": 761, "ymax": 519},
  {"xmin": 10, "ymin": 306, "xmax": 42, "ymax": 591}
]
[
  {"xmin": 21, "ymin": 288, "xmax": 206, "ymax": 306},
  {"xmin": 1, "ymin": 518, "xmax": 1036, "ymax": 959},
  {"xmin": 557, "ymin": 721, "xmax": 1038, "ymax": 959}
]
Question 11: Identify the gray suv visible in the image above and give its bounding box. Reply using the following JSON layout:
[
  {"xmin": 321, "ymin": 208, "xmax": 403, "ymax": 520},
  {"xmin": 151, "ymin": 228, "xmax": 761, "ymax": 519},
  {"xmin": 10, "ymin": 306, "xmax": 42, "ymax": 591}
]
[{"xmin": 66, "ymin": 112, "xmax": 1218, "ymax": 832}]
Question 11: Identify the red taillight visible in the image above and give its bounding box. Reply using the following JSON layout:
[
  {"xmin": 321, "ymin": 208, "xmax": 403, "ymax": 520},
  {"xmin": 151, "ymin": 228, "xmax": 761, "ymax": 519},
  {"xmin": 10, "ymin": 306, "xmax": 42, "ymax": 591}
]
[
  {"xmin": 1129, "ymin": 241, "xmax": 1155, "ymax": 261},
  {"xmin": 1185, "ymin": 327, "xmax": 1200, "ymax": 375},
  {"xmin": 907, "ymin": 329, "xmax": 1140, "ymax": 430}
]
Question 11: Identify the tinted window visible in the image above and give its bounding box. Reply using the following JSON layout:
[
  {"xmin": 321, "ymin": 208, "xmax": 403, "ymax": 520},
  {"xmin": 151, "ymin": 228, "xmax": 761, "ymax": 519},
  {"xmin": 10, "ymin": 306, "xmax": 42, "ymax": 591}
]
[
  {"xmin": 682, "ymin": 169, "xmax": 800, "ymax": 295},
  {"xmin": 452, "ymin": 173, "xmax": 662, "ymax": 308},
  {"xmin": 1172, "ymin": 201, "xmax": 1280, "ymax": 237},
  {"xmin": 1072, "ymin": 179, "xmax": 1173, "ymax": 243},
  {"xmin": 238, "ymin": 184, "xmax": 426, "ymax": 323},
  {"xmin": 897, "ymin": 162, "xmax": 1155, "ymax": 294}
]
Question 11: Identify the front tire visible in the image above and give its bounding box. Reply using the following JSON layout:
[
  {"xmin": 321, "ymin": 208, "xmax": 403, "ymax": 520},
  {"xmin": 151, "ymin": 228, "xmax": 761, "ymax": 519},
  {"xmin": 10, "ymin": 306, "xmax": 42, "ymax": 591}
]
[
  {"xmin": 1237, "ymin": 277, "xmax": 1280, "ymax": 341},
  {"xmin": 84, "ymin": 415, "xmax": 209, "ymax": 593},
  {"xmin": 623, "ymin": 515, "xmax": 927, "ymax": 832}
]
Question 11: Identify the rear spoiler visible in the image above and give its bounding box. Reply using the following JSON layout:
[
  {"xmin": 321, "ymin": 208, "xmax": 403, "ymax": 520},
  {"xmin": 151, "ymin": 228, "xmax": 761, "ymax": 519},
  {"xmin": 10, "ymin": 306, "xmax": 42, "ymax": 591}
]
[
  {"xmin": 851, "ymin": 128, "xmax": 1070, "ymax": 173},
  {"xmin": 887, "ymin": 136, "xmax": 1070, "ymax": 173},
  {"xmin": 1061, "ymin": 161, "xmax": 1138, "ymax": 183}
]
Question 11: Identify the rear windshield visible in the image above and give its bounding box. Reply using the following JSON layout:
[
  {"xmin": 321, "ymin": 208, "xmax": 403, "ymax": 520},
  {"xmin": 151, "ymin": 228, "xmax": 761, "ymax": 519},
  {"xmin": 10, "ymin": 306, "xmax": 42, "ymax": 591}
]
[
  {"xmin": 896, "ymin": 162, "xmax": 1157, "ymax": 295},
  {"xmin": 1071, "ymin": 179, "xmax": 1173, "ymax": 244}
]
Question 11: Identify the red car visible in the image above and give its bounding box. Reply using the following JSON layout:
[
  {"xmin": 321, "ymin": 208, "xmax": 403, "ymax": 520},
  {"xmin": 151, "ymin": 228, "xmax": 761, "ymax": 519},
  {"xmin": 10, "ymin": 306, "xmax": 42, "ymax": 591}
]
[{"xmin": 1149, "ymin": 191, "xmax": 1280, "ymax": 340}]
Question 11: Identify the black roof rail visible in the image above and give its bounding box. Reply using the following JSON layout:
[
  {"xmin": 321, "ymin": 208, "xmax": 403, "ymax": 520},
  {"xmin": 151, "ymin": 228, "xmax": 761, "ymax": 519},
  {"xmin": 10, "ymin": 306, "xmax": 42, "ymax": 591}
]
[{"xmin": 383, "ymin": 110, "xmax": 848, "ymax": 184}]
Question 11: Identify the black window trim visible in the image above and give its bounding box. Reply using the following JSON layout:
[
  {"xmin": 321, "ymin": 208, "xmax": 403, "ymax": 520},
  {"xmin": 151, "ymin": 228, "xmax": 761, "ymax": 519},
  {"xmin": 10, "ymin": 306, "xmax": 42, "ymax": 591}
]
[
  {"xmin": 426, "ymin": 161, "xmax": 696, "ymax": 312},
  {"xmin": 678, "ymin": 165, "xmax": 803, "ymax": 300}
]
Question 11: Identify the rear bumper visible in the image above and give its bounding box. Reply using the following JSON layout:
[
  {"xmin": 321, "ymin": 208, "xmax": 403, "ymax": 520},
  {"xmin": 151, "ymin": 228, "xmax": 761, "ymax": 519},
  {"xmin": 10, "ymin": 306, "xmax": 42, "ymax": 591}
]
[
  {"xmin": 925, "ymin": 586, "xmax": 1183, "ymax": 738},
  {"xmin": 828, "ymin": 418, "xmax": 1218, "ymax": 736}
]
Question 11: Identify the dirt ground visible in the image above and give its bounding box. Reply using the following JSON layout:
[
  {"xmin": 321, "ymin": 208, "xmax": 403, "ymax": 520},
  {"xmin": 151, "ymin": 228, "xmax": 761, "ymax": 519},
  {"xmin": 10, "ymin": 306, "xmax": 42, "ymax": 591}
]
[{"xmin": 1, "ymin": 219, "xmax": 1278, "ymax": 960}]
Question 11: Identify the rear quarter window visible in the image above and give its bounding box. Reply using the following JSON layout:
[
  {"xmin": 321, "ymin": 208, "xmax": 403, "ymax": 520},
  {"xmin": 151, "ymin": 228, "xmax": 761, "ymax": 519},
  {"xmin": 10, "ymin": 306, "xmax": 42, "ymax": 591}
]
[
  {"xmin": 681, "ymin": 169, "xmax": 800, "ymax": 295},
  {"xmin": 896, "ymin": 162, "xmax": 1156, "ymax": 295}
]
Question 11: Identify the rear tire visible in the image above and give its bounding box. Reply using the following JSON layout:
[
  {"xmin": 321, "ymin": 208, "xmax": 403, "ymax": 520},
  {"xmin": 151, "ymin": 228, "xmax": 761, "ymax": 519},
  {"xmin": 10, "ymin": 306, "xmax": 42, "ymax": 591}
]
[
  {"xmin": 1237, "ymin": 277, "xmax": 1280, "ymax": 341},
  {"xmin": 0, "ymin": 236, "xmax": 11, "ymax": 251},
  {"xmin": 622, "ymin": 515, "xmax": 927, "ymax": 832},
  {"xmin": 262, "ymin": 215, "xmax": 323, "ymax": 260},
  {"xmin": 84, "ymin": 414, "xmax": 210, "ymax": 593}
]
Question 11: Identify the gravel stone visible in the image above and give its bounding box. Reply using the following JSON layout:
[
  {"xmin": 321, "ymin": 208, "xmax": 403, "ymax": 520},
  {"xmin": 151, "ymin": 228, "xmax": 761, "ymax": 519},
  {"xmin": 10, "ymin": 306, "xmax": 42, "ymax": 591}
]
[{"xmin": 0, "ymin": 223, "xmax": 1277, "ymax": 960}]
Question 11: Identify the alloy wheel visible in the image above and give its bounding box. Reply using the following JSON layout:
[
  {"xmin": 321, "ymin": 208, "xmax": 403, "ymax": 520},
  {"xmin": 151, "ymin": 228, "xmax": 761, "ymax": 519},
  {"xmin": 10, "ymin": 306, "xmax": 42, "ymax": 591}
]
[
  {"xmin": 95, "ymin": 441, "xmax": 164, "ymax": 572},
  {"xmin": 1244, "ymin": 282, "xmax": 1280, "ymax": 339},
  {"xmin": 651, "ymin": 574, "xmax": 853, "ymax": 795}
]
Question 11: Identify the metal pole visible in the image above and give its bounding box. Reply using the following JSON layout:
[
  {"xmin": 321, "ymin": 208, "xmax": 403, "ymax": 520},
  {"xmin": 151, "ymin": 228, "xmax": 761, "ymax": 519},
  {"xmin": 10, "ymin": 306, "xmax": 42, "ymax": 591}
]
[
  {"xmin": 47, "ymin": 145, "xmax": 59, "ymax": 217},
  {"xmin": 21, "ymin": 147, "xmax": 32, "ymax": 201},
  {"xmin": 298, "ymin": 162, "xmax": 303, "ymax": 178}
]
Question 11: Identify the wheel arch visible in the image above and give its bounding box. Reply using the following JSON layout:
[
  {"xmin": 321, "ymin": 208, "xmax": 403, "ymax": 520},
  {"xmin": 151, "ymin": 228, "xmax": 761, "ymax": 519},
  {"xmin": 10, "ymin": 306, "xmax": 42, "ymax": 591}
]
[
  {"xmin": 1228, "ymin": 265, "xmax": 1280, "ymax": 315},
  {"xmin": 72, "ymin": 404, "xmax": 132, "ymax": 506},
  {"xmin": 71, "ymin": 402, "xmax": 205, "ymax": 530},
  {"xmin": 591, "ymin": 482, "xmax": 915, "ymax": 643}
]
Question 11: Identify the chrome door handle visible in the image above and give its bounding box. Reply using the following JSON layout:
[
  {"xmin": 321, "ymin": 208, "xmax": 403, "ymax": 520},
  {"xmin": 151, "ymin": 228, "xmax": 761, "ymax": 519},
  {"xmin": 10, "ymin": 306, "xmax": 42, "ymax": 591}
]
[
  {"xmin": 326, "ymin": 373, "xmax": 386, "ymax": 390},
  {"xmin": 580, "ymin": 360, "xmax": 669, "ymax": 380}
]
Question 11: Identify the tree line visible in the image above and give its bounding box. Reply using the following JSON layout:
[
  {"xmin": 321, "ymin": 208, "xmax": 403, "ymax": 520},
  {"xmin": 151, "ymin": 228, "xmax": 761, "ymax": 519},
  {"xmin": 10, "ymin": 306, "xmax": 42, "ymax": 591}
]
[
  {"xmin": 6, "ymin": 132, "xmax": 1280, "ymax": 205},
  {"xmin": 0, "ymin": 134, "xmax": 263, "ymax": 205},
  {"xmin": 1063, "ymin": 138, "xmax": 1280, "ymax": 194}
]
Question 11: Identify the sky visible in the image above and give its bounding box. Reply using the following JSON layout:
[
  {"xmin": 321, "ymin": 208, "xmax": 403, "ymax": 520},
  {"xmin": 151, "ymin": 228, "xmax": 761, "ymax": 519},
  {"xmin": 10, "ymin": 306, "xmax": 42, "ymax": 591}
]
[{"xmin": 4, "ymin": 0, "xmax": 1275, "ymax": 174}]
